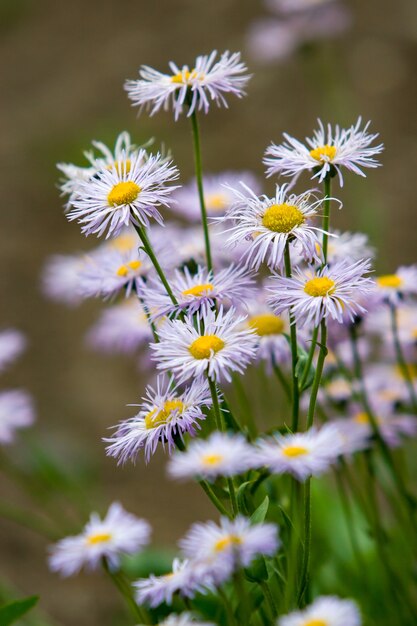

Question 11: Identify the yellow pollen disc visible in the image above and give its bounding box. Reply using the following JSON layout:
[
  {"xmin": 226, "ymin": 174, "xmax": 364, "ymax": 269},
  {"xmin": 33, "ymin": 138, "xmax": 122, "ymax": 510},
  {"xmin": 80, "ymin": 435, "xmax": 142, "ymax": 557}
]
[
  {"xmin": 87, "ymin": 532, "xmax": 112, "ymax": 545},
  {"xmin": 310, "ymin": 144, "xmax": 337, "ymax": 162},
  {"xmin": 304, "ymin": 276, "xmax": 336, "ymax": 297},
  {"xmin": 304, "ymin": 620, "xmax": 327, "ymax": 626},
  {"xmin": 116, "ymin": 260, "xmax": 142, "ymax": 277},
  {"xmin": 110, "ymin": 234, "xmax": 137, "ymax": 251},
  {"xmin": 282, "ymin": 445, "xmax": 308, "ymax": 457},
  {"xmin": 201, "ymin": 453, "xmax": 223, "ymax": 466},
  {"xmin": 107, "ymin": 181, "xmax": 141, "ymax": 207},
  {"xmin": 117, "ymin": 265, "xmax": 128, "ymax": 277},
  {"xmin": 182, "ymin": 283, "xmax": 214, "ymax": 297},
  {"xmin": 376, "ymin": 274, "xmax": 403, "ymax": 289},
  {"xmin": 354, "ymin": 412, "xmax": 370, "ymax": 425},
  {"xmin": 205, "ymin": 193, "xmax": 228, "ymax": 211},
  {"xmin": 262, "ymin": 203, "xmax": 305, "ymax": 233},
  {"xmin": 214, "ymin": 534, "xmax": 242, "ymax": 552},
  {"xmin": 249, "ymin": 314, "xmax": 285, "ymax": 337},
  {"xmin": 189, "ymin": 335, "xmax": 225, "ymax": 359},
  {"xmin": 107, "ymin": 159, "xmax": 131, "ymax": 175},
  {"xmin": 144, "ymin": 399, "xmax": 185, "ymax": 430},
  {"xmin": 171, "ymin": 68, "xmax": 201, "ymax": 84}
]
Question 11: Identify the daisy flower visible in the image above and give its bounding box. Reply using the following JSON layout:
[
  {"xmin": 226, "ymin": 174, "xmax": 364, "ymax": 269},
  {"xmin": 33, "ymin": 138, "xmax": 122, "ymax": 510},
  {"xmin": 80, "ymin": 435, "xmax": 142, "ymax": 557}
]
[
  {"xmin": 167, "ymin": 432, "xmax": 254, "ymax": 481},
  {"xmin": 328, "ymin": 418, "xmax": 371, "ymax": 456},
  {"xmin": 255, "ymin": 424, "xmax": 343, "ymax": 480},
  {"xmin": 85, "ymin": 299, "xmax": 153, "ymax": 355},
  {"xmin": 268, "ymin": 258, "xmax": 373, "ymax": 328},
  {"xmin": 171, "ymin": 171, "xmax": 260, "ymax": 221},
  {"xmin": 325, "ymin": 230, "xmax": 375, "ymax": 265},
  {"xmin": 264, "ymin": 117, "xmax": 383, "ymax": 186},
  {"xmin": 0, "ymin": 390, "xmax": 35, "ymax": 444},
  {"xmin": 150, "ymin": 307, "xmax": 258, "ymax": 383},
  {"xmin": 105, "ymin": 375, "xmax": 211, "ymax": 464},
  {"xmin": 42, "ymin": 253, "xmax": 89, "ymax": 307},
  {"xmin": 374, "ymin": 265, "xmax": 417, "ymax": 306},
  {"xmin": 179, "ymin": 516, "xmax": 280, "ymax": 569},
  {"xmin": 48, "ymin": 502, "xmax": 151, "ymax": 577},
  {"xmin": 156, "ymin": 614, "xmax": 215, "ymax": 626},
  {"xmin": 144, "ymin": 264, "xmax": 255, "ymax": 319},
  {"xmin": 341, "ymin": 404, "xmax": 417, "ymax": 448},
  {"xmin": 221, "ymin": 183, "xmax": 326, "ymax": 270},
  {"xmin": 125, "ymin": 51, "xmax": 250, "ymax": 121},
  {"xmin": 278, "ymin": 595, "xmax": 361, "ymax": 626},
  {"xmin": 0, "ymin": 330, "xmax": 26, "ymax": 372},
  {"xmin": 67, "ymin": 150, "xmax": 179, "ymax": 238}
]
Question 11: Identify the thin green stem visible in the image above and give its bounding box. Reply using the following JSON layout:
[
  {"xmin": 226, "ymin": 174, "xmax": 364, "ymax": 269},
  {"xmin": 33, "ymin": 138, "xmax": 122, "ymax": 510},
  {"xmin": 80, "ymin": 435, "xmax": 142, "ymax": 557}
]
[
  {"xmin": 272, "ymin": 360, "xmax": 291, "ymax": 402},
  {"xmin": 390, "ymin": 303, "xmax": 417, "ymax": 413},
  {"xmin": 260, "ymin": 580, "xmax": 278, "ymax": 620},
  {"xmin": 306, "ymin": 319, "xmax": 327, "ymax": 429},
  {"xmin": 189, "ymin": 109, "xmax": 213, "ymax": 272},
  {"xmin": 227, "ymin": 477, "xmax": 238, "ymax": 517},
  {"xmin": 284, "ymin": 243, "xmax": 300, "ymax": 431},
  {"xmin": 299, "ymin": 326, "xmax": 319, "ymax": 390},
  {"xmin": 208, "ymin": 376, "xmax": 225, "ymax": 431},
  {"xmin": 102, "ymin": 559, "xmax": 150, "ymax": 625},
  {"xmin": 137, "ymin": 293, "xmax": 159, "ymax": 342},
  {"xmin": 217, "ymin": 587, "xmax": 238, "ymax": 626},
  {"xmin": 297, "ymin": 479, "xmax": 311, "ymax": 607},
  {"xmin": 199, "ymin": 480, "xmax": 232, "ymax": 518}
]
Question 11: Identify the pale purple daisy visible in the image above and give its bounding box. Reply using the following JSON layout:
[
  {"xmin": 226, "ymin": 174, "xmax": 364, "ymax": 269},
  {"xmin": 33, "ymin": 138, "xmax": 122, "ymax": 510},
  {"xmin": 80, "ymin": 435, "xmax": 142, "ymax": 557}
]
[
  {"xmin": 0, "ymin": 330, "xmax": 26, "ymax": 372},
  {"xmin": 48, "ymin": 502, "xmax": 151, "ymax": 577},
  {"xmin": 374, "ymin": 265, "xmax": 417, "ymax": 306},
  {"xmin": 325, "ymin": 230, "xmax": 375, "ymax": 265},
  {"xmin": 104, "ymin": 375, "xmax": 211, "ymax": 464},
  {"xmin": 0, "ymin": 390, "xmax": 35, "ymax": 444},
  {"xmin": 157, "ymin": 614, "xmax": 215, "ymax": 626},
  {"xmin": 125, "ymin": 51, "xmax": 250, "ymax": 121},
  {"xmin": 278, "ymin": 595, "xmax": 361, "ymax": 626},
  {"xmin": 42, "ymin": 253, "xmax": 88, "ymax": 307},
  {"xmin": 264, "ymin": 117, "xmax": 383, "ymax": 186}
]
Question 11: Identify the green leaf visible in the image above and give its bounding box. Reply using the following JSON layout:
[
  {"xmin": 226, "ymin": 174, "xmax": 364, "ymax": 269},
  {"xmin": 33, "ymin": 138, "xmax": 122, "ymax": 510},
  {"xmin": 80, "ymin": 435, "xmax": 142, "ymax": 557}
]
[
  {"xmin": 236, "ymin": 481, "xmax": 253, "ymax": 515},
  {"xmin": 245, "ymin": 556, "xmax": 269, "ymax": 582},
  {"xmin": 0, "ymin": 596, "xmax": 39, "ymax": 626},
  {"xmin": 250, "ymin": 495, "xmax": 269, "ymax": 524}
]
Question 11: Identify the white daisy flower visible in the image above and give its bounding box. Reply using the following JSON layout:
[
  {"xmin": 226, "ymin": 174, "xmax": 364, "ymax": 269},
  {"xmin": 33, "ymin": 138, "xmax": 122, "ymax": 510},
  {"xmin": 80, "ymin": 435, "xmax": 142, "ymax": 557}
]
[
  {"xmin": 125, "ymin": 51, "xmax": 250, "ymax": 121},
  {"xmin": 0, "ymin": 330, "xmax": 26, "ymax": 372},
  {"xmin": 144, "ymin": 264, "xmax": 255, "ymax": 320},
  {"xmin": 255, "ymin": 424, "xmax": 343, "ymax": 480},
  {"xmin": 42, "ymin": 254, "xmax": 88, "ymax": 307},
  {"xmin": 156, "ymin": 614, "xmax": 215, "ymax": 626},
  {"xmin": 264, "ymin": 117, "xmax": 383, "ymax": 186},
  {"xmin": 171, "ymin": 171, "xmax": 260, "ymax": 221},
  {"xmin": 221, "ymin": 183, "xmax": 326, "ymax": 270},
  {"xmin": 267, "ymin": 258, "xmax": 373, "ymax": 328},
  {"xmin": 134, "ymin": 558, "xmax": 208, "ymax": 607},
  {"xmin": 179, "ymin": 516, "xmax": 280, "ymax": 569},
  {"xmin": 86, "ymin": 298, "xmax": 153, "ymax": 355},
  {"xmin": 325, "ymin": 230, "xmax": 375, "ymax": 265},
  {"xmin": 0, "ymin": 390, "xmax": 35, "ymax": 444},
  {"xmin": 48, "ymin": 502, "xmax": 151, "ymax": 577},
  {"xmin": 150, "ymin": 307, "xmax": 258, "ymax": 383},
  {"xmin": 167, "ymin": 432, "xmax": 254, "ymax": 481},
  {"xmin": 269, "ymin": 0, "xmax": 341, "ymax": 13},
  {"xmin": 105, "ymin": 375, "xmax": 211, "ymax": 464},
  {"xmin": 328, "ymin": 418, "xmax": 371, "ymax": 456},
  {"xmin": 374, "ymin": 265, "xmax": 417, "ymax": 306},
  {"xmin": 278, "ymin": 595, "xmax": 361, "ymax": 626},
  {"xmin": 363, "ymin": 363, "xmax": 414, "ymax": 408},
  {"xmin": 67, "ymin": 151, "xmax": 179, "ymax": 238}
]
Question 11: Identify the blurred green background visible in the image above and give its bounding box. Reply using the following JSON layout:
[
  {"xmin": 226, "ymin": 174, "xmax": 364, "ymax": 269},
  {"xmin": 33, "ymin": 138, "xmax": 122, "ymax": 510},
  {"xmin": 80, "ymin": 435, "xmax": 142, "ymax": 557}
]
[{"xmin": 1, "ymin": 0, "xmax": 417, "ymax": 624}]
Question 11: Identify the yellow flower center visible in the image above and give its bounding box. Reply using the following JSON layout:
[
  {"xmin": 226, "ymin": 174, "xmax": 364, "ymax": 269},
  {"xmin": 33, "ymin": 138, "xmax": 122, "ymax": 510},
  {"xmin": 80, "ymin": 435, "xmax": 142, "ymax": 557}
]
[
  {"xmin": 248, "ymin": 314, "xmax": 285, "ymax": 336},
  {"xmin": 201, "ymin": 453, "xmax": 224, "ymax": 466},
  {"xmin": 189, "ymin": 335, "xmax": 225, "ymax": 359},
  {"xmin": 107, "ymin": 159, "xmax": 131, "ymax": 175},
  {"xmin": 214, "ymin": 534, "xmax": 242, "ymax": 552},
  {"xmin": 377, "ymin": 274, "xmax": 403, "ymax": 289},
  {"xmin": 116, "ymin": 260, "xmax": 142, "ymax": 277},
  {"xmin": 182, "ymin": 283, "xmax": 214, "ymax": 297},
  {"xmin": 304, "ymin": 276, "xmax": 336, "ymax": 297},
  {"xmin": 282, "ymin": 445, "xmax": 308, "ymax": 457},
  {"xmin": 171, "ymin": 68, "xmax": 202, "ymax": 84},
  {"xmin": 262, "ymin": 203, "xmax": 305, "ymax": 233},
  {"xmin": 87, "ymin": 532, "xmax": 112, "ymax": 545},
  {"xmin": 205, "ymin": 193, "xmax": 228, "ymax": 211},
  {"xmin": 107, "ymin": 181, "xmax": 141, "ymax": 207},
  {"xmin": 304, "ymin": 620, "xmax": 327, "ymax": 626},
  {"xmin": 354, "ymin": 412, "xmax": 370, "ymax": 425},
  {"xmin": 144, "ymin": 399, "xmax": 185, "ymax": 430},
  {"xmin": 310, "ymin": 144, "xmax": 337, "ymax": 162},
  {"xmin": 110, "ymin": 234, "xmax": 137, "ymax": 252}
]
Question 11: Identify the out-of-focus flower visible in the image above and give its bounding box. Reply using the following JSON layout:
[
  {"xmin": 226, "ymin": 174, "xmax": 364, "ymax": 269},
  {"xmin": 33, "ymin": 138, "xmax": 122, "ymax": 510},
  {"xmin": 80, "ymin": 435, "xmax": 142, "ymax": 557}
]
[
  {"xmin": 0, "ymin": 390, "xmax": 35, "ymax": 444},
  {"xmin": 155, "ymin": 614, "xmax": 215, "ymax": 626},
  {"xmin": 278, "ymin": 594, "xmax": 361, "ymax": 626},
  {"xmin": 0, "ymin": 330, "xmax": 26, "ymax": 373},
  {"xmin": 125, "ymin": 51, "xmax": 250, "ymax": 120},
  {"xmin": 325, "ymin": 230, "xmax": 375, "ymax": 265},
  {"xmin": 49, "ymin": 502, "xmax": 151, "ymax": 577},
  {"xmin": 374, "ymin": 265, "xmax": 417, "ymax": 306}
]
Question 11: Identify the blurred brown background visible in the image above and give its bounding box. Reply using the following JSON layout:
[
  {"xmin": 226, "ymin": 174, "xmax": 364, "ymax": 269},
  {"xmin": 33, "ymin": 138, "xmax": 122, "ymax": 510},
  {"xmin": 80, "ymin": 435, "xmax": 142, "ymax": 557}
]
[{"xmin": 1, "ymin": 0, "xmax": 417, "ymax": 624}]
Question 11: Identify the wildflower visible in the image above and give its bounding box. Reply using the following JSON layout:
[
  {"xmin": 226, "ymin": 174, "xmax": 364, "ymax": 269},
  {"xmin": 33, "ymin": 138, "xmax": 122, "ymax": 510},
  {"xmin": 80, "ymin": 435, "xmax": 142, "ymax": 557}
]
[
  {"xmin": 268, "ymin": 258, "xmax": 373, "ymax": 328},
  {"xmin": 67, "ymin": 151, "xmax": 179, "ymax": 238},
  {"xmin": 167, "ymin": 432, "xmax": 254, "ymax": 481},
  {"xmin": 339, "ymin": 403, "xmax": 417, "ymax": 448},
  {"xmin": 86, "ymin": 299, "xmax": 153, "ymax": 354},
  {"xmin": 264, "ymin": 117, "xmax": 383, "ymax": 186},
  {"xmin": 42, "ymin": 254, "xmax": 88, "ymax": 307},
  {"xmin": 179, "ymin": 516, "xmax": 280, "ymax": 569},
  {"xmin": 278, "ymin": 595, "xmax": 361, "ymax": 626},
  {"xmin": 156, "ymin": 614, "xmax": 215, "ymax": 626},
  {"xmin": 0, "ymin": 330, "xmax": 26, "ymax": 372},
  {"xmin": 171, "ymin": 171, "xmax": 260, "ymax": 221},
  {"xmin": 150, "ymin": 307, "xmax": 258, "ymax": 383},
  {"xmin": 48, "ymin": 502, "xmax": 151, "ymax": 576},
  {"xmin": 105, "ymin": 376, "xmax": 211, "ymax": 464},
  {"xmin": 144, "ymin": 264, "xmax": 255, "ymax": 319},
  {"xmin": 134, "ymin": 558, "xmax": 207, "ymax": 607},
  {"xmin": 0, "ymin": 390, "xmax": 35, "ymax": 444},
  {"xmin": 221, "ymin": 183, "xmax": 326, "ymax": 270},
  {"xmin": 325, "ymin": 230, "xmax": 375, "ymax": 265},
  {"xmin": 374, "ymin": 265, "xmax": 417, "ymax": 306},
  {"xmin": 255, "ymin": 424, "xmax": 343, "ymax": 480},
  {"xmin": 125, "ymin": 51, "xmax": 250, "ymax": 120}
]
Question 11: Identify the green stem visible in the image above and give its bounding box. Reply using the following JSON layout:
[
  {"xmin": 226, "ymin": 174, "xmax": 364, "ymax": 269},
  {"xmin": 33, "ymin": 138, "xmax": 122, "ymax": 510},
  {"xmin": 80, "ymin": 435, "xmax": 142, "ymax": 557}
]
[
  {"xmin": 0, "ymin": 503, "xmax": 60, "ymax": 540},
  {"xmin": 189, "ymin": 109, "xmax": 213, "ymax": 272},
  {"xmin": 297, "ymin": 479, "xmax": 311, "ymax": 607},
  {"xmin": 272, "ymin": 360, "xmax": 292, "ymax": 402},
  {"xmin": 260, "ymin": 580, "xmax": 278, "ymax": 619},
  {"xmin": 283, "ymin": 243, "xmax": 300, "ymax": 431},
  {"xmin": 199, "ymin": 480, "xmax": 232, "ymax": 518},
  {"xmin": 102, "ymin": 559, "xmax": 150, "ymax": 625},
  {"xmin": 218, "ymin": 587, "xmax": 238, "ymax": 626},
  {"xmin": 227, "ymin": 477, "xmax": 238, "ymax": 517},
  {"xmin": 390, "ymin": 303, "xmax": 417, "ymax": 413},
  {"xmin": 208, "ymin": 376, "xmax": 225, "ymax": 431},
  {"xmin": 137, "ymin": 292, "xmax": 159, "ymax": 342},
  {"xmin": 299, "ymin": 326, "xmax": 319, "ymax": 390},
  {"xmin": 306, "ymin": 319, "xmax": 327, "ymax": 429}
]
